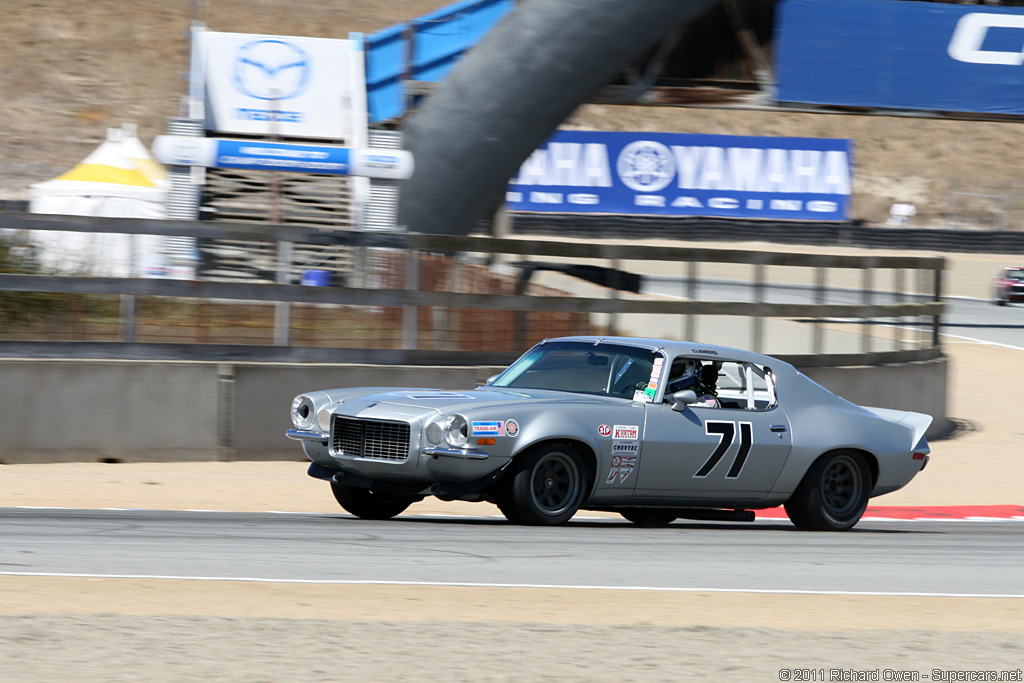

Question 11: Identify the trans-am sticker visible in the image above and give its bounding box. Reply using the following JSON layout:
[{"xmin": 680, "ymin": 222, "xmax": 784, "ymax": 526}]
[
  {"xmin": 505, "ymin": 419, "xmax": 519, "ymax": 437},
  {"xmin": 598, "ymin": 424, "xmax": 612, "ymax": 437},
  {"xmin": 613, "ymin": 425, "xmax": 639, "ymax": 440},
  {"xmin": 471, "ymin": 421, "xmax": 505, "ymax": 436}
]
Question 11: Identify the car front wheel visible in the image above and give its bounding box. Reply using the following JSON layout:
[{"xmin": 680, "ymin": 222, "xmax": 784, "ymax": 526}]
[
  {"xmin": 784, "ymin": 451, "xmax": 871, "ymax": 531},
  {"xmin": 331, "ymin": 483, "xmax": 418, "ymax": 520},
  {"xmin": 503, "ymin": 443, "xmax": 587, "ymax": 525}
]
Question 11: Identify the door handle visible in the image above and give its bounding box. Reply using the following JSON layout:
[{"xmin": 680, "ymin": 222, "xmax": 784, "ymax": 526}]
[{"xmin": 770, "ymin": 425, "xmax": 788, "ymax": 433}]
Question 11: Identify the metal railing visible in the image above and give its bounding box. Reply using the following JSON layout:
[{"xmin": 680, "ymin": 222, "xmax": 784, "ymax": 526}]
[{"xmin": 0, "ymin": 212, "xmax": 945, "ymax": 363}]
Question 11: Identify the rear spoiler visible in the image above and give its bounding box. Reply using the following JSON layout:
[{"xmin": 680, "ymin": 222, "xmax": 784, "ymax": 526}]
[{"xmin": 864, "ymin": 407, "xmax": 933, "ymax": 451}]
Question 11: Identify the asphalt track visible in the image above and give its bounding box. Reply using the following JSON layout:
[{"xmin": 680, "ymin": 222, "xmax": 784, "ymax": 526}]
[{"xmin": 2, "ymin": 508, "xmax": 1022, "ymax": 597}]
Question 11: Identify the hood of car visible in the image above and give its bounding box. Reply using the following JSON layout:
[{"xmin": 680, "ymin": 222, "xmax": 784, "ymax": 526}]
[{"xmin": 339, "ymin": 387, "xmax": 619, "ymax": 419}]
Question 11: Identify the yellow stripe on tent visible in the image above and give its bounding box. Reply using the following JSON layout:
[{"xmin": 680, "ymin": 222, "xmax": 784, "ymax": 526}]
[{"xmin": 56, "ymin": 164, "xmax": 158, "ymax": 187}]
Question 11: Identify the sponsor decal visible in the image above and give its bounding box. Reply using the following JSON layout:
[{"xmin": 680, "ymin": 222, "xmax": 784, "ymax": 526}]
[
  {"xmin": 650, "ymin": 357, "xmax": 664, "ymax": 381},
  {"xmin": 598, "ymin": 424, "xmax": 612, "ymax": 437},
  {"xmin": 471, "ymin": 421, "xmax": 505, "ymax": 437},
  {"xmin": 632, "ymin": 389, "xmax": 651, "ymax": 403},
  {"xmin": 612, "ymin": 441, "xmax": 640, "ymax": 456},
  {"xmin": 606, "ymin": 456, "xmax": 637, "ymax": 485},
  {"xmin": 505, "ymin": 419, "xmax": 519, "ymax": 437},
  {"xmin": 613, "ymin": 425, "xmax": 639, "ymax": 440}
]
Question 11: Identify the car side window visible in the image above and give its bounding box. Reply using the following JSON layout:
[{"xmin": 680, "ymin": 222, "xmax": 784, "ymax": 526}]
[{"xmin": 667, "ymin": 358, "xmax": 777, "ymax": 410}]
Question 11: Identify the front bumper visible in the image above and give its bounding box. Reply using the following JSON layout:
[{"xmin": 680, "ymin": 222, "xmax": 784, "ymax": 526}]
[
  {"xmin": 286, "ymin": 429, "xmax": 327, "ymax": 443},
  {"xmin": 287, "ymin": 429, "xmax": 490, "ymax": 460}
]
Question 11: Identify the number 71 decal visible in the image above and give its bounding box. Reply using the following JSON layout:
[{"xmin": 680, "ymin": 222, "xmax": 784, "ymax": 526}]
[{"xmin": 694, "ymin": 421, "xmax": 752, "ymax": 479}]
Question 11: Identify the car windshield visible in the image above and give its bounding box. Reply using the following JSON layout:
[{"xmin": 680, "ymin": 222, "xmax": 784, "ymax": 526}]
[{"xmin": 490, "ymin": 341, "xmax": 660, "ymax": 399}]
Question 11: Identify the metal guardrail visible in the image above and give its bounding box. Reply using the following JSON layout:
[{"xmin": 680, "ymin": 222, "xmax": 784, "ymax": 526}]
[
  {"xmin": 512, "ymin": 212, "xmax": 1024, "ymax": 254},
  {"xmin": 0, "ymin": 212, "xmax": 945, "ymax": 361}
]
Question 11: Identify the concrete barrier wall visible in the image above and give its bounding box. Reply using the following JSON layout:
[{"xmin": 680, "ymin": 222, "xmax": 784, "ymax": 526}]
[
  {"xmin": 0, "ymin": 357, "xmax": 947, "ymax": 464},
  {"xmin": 801, "ymin": 356, "xmax": 949, "ymax": 439}
]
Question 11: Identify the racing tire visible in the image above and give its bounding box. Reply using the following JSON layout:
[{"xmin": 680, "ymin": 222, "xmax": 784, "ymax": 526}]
[
  {"xmin": 331, "ymin": 483, "xmax": 417, "ymax": 520},
  {"xmin": 784, "ymin": 451, "xmax": 871, "ymax": 531},
  {"xmin": 505, "ymin": 443, "xmax": 587, "ymax": 526},
  {"xmin": 619, "ymin": 509, "xmax": 677, "ymax": 527},
  {"xmin": 996, "ymin": 298, "xmax": 1007, "ymax": 307}
]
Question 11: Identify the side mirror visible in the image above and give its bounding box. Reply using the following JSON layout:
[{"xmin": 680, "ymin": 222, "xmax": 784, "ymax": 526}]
[{"xmin": 670, "ymin": 389, "xmax": 697, "ymax": 411}]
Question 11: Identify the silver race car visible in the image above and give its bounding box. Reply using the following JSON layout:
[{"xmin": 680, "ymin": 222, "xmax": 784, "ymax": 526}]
[{"xmin": 287, "ymin": 337, "xmax": 931, "ymax": 530}]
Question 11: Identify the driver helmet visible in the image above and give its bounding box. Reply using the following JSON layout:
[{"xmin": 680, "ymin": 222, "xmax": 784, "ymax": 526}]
[{"xmin": 668, "ymin": 359, "xmax": 701, "ymax": 393}]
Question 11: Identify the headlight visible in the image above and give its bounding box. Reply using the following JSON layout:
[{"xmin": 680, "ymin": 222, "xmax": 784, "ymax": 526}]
[
  {"xmin": 443, "ymin": 414, "xmax": 468, "ymax": 448},
  {"xmin": 425, "ymin": 419, "xmax": 444, "ymax": 445},
  {"xmin": 290, "ymin": 395, "xmax": 316, "ymax": 430},
  {"xmin": 316, "ymin": 405, "xmax": 334, "ymax": 432}
]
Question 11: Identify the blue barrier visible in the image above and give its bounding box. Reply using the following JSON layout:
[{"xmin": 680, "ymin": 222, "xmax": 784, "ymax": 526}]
[{"xmin": 365, "ymin": 0, "xmax": 514, "ymax": 122}]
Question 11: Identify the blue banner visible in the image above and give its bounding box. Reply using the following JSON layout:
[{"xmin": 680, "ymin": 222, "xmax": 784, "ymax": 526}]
[
  {"xmin": 506, "ymin": 131, "xmax": 852, "ymax": 221},
  {"xmin": 214, "ymin": 140, "xmax": 351, "ymax": 174},
  {"xmin": 775, "ymin": 0, "xmax": 1024, "ymax": 115}
]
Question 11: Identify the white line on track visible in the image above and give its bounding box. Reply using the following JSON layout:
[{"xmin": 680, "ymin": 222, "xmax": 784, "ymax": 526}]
[{"xmin": 1, "ymin": 571, "xmax": 1022, "ymax": 598}]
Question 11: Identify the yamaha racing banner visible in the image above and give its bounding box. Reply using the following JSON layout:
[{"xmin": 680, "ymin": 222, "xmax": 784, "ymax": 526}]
[
  {"xmin": 775, "ymin": 0, "xmax": 1024, "ymax": 115},
  {"xmin": 505, "ymin": 130, "xmax": 852, "ymax": 221}
]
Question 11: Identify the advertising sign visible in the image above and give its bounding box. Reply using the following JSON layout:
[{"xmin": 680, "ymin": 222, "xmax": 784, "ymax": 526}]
[
  {"xmin": 775, "ymin": 0, "xmax": 1024, "ymax": 115},
  {"xmin": 152, "ymin": 137, "xmax": 414, "ymax": 180},
  {"xmin": 194, "ymin": 29, "xmax": 368, "ymax": 142},
  {"xmin": 506, "ymin": 130, "xmax": 852, "ymax": 221}
]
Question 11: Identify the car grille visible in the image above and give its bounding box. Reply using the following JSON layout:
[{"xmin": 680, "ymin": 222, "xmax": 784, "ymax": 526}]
[{"xmin": 332, "ymin": 417, "xmax": 411, "ymax": 462}]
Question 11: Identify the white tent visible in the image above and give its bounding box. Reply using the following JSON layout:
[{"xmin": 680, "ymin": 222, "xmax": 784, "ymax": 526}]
[{"xmin": 29, "ymin": 124, "xmax": 169, "ymax": 276}]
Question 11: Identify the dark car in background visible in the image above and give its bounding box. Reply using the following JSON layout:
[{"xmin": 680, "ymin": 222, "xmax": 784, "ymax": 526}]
[{"xmin": 993, "ymin": 267, "xmax": 1024, "ymax": 306}]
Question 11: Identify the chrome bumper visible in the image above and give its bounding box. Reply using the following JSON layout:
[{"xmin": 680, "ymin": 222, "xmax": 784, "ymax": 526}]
[
  {"xmin": 288, "ymin": 430, "xmax": 488, "ymax": 460},
  {"xmin": 422, "ymin": 446, "xmax": 490, "ymax": 460},
  {"xmin": 286, "ymin": 429, "xmax": 328, "ymax": 443}
]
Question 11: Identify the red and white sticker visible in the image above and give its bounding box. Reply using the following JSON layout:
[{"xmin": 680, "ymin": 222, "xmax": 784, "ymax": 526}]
[
  {"xmin": 650, "ymin": 357, "xmax": 664, "ymax": 380},
  {"xmin": 505, "ymin": 419, "xmax": 519, "ymax": 437},
  {"xmin": 613, "ymin": 425, "xmax": 639, "ymax": 440},
  {"xmin": 598, "ymin": 424, "xmax": 612, "ymax": 438}
]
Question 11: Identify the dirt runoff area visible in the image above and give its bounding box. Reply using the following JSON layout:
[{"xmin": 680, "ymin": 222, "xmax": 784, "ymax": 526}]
[{"xmin": 2, "ymin": 334, "xmax": 1024, "ymax": 681}]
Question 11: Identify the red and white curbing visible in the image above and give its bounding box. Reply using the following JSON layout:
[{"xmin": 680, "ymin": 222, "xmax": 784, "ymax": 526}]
[{"xmin": 755, "ymin": 505, "xmax": 1024, "ymax": 521}]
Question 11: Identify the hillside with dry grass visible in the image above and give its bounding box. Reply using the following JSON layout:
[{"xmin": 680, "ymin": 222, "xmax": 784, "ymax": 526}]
[{"xmin": 3, "ymin": 0, "xmax": 1023, "ymax": 228}]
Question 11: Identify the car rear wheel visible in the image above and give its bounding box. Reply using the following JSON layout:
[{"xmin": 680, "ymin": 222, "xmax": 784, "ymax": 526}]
[
  {"xmin": 784, "ymin": 451, "xmax": 871, "ymax": 531},
  {"xmin": 504, "ymin": 443, "xmax": 587, "ymax": 525},
  {"xmin": 620, "ymin": 509, "xmax": 677, "ymax": 526},
  {"xmin": 331, "ymin": 483, "xmax": 417, "ymax": 520}
]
